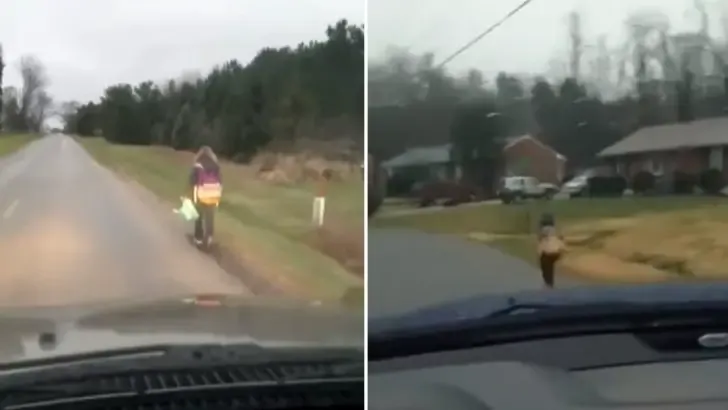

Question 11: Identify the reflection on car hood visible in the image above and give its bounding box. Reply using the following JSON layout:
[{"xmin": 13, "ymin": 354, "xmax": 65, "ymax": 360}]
[
  {"xmin": 370, "ymin": 282, "xmax": 728, "ymax": 334},
  {"xmin": 565, "ymin": 179, "xmax": 585, "ymax": 186},
  {"xmin": 0, "ymin": 294, "xmax": 363, "ymax": 363}
]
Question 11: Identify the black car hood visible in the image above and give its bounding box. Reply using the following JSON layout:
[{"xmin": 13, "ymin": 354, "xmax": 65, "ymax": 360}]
[
  {"xmin": 370, "ymin": 282, "xmax": 728, "ymax": 335},
  {"xmin": 0, "ymin": 294, "xmax": 363, "ymax": 363}
]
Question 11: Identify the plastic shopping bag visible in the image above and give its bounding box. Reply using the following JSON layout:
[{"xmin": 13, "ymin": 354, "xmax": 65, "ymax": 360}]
[{"xmin": 173, "ymin": 197, "xmax": 199, "ymax": 221}]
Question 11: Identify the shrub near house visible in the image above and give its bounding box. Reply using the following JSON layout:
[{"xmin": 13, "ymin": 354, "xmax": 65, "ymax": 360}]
[
  {"xmin": 586, "ymin": 176, "xmax": 627, "ymax": 197},
  {"xmin": 598, "ymin": 117, "xmax": 728, "ymax": 196},
  {"xmin": 631, "ymin": 171, "xmax": 656, "ymax": 194},
  {"xmin": 673, "ymin": 171, "xmax": 698, "ymax": 194},
  {"xmin": 417, "ymin": 180, "xmax": 481, "ymax": 207},
  {"xmin": 700, "ymin": 169, "xmax": 725, "ymax": 195}
]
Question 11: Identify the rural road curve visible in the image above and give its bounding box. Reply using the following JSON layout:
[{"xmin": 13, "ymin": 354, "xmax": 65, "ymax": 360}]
[
  {"xmin": 0, "ymin": 134, "xmax": 249, "ymax": 307},
  {"xmin": 368, "ymin": 228, "xmax": 589, "ymax": 317}
]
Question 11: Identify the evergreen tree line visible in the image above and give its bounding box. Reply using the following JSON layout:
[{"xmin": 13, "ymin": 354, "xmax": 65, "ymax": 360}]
[{"xmin": 61, "ymin": 19, "xmax": 364, "ymax": 161}]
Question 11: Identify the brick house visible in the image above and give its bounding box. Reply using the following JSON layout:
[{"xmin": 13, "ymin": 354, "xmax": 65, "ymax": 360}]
[
  {"xmin": 498, "ymin": 135, "xmax": 567, "ymax": 185},
  {"xmin": 598, "ymin": 117, "xmax": 728, "ymax": 181},
  {"xmin": 382, "ymin": 134, "xmax": 567, "ymax": 188}
]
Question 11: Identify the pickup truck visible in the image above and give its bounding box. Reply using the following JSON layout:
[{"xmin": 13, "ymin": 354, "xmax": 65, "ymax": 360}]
[{"xmin": 497, "ymin": 176, "xmax": 558, "ymax": 204}]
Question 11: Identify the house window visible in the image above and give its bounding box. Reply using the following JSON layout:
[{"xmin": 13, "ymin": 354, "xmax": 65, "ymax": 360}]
[
  {"xmin": 709, "ymin": 147, "xmax": 724, "ymax": 171},
  {"xmin": 646, "ymin": 157, "xmax": 664, "ymax": 175},
  {"xmin": 615, "ymin": 159, "xmax": 625, "ymax": 175}
]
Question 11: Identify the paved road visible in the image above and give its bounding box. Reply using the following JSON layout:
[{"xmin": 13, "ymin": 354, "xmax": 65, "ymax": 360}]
[
  {"xmin": 368, "ymin": 228, "xmax": 588, "ymax": 316},
  {"xmin": 0, "ymin": 134, "xmax": 249, "ymax": 307}
]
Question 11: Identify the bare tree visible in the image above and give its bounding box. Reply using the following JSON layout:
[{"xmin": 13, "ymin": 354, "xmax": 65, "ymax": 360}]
[
  {"xmin": 568, "ymin": 11, "xmax": 583, "ymax": 81},
  {"xmin": 60, "ymin": 101, "xmax": 80, "ymax": 126},
  {"xmin": 583, "ymin": 34, "xmax": 620, "ymax": 99},
  {"xmin": 0, "ymin": 44, "xmax": 4, "ymax": 130},
  {"xmin": 616, "ymin": 10, "xmax": 674, "ymax": 96},
  {"xmin": 693, "ymin": 0, "xmax": 709, "ymax": 39},
  {"xmin": 17, "ymin": 56, "xmax": 49, "ymax": 132},
  {"xmin": 722, "ymin": 5, "xmax": 728, "ymax": 46},
  {"xmin": 29, "ymin": 90, "xmax": 52, "ymax": 132},
  {"xmin": 2, "ymin": 86, "xmax": 21, "ymax": 130}
]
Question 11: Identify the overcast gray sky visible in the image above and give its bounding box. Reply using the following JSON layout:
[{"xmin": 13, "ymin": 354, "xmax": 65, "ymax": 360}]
[
  {"xmin": 368, "ymin": 0, "xmax": 727, "ymax": 79},
  {"xmin": 1, "ymin": 0, "xmax": 364, "ymax": 105}
]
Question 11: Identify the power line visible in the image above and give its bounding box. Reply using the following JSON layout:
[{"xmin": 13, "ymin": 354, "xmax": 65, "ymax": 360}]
[{"xmin": 436, "ymin": 0, "xmax": 537, "ymax": 69}]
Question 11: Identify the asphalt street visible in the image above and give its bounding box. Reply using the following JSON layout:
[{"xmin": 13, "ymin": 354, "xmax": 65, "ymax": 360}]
[
  {"xmin": 0, "ymin": 134, "xmax": 249, "ymax": 307},
  {"xmin": 368, "ymin": 228, "xmax": 588, "ymax": 316}
]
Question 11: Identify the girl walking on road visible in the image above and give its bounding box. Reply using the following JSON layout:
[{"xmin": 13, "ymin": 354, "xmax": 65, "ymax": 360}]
[
  {"xmin": 537, "ymin": 213, "xmax": 565, "ymax": 289},
  {"xmin": 189, "ymin": 146, "xmax": 222, "ymax": 248}
]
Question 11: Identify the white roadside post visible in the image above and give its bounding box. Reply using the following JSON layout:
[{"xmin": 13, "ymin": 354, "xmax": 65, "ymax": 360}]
[
  {"xmin": 312, "ymin": 172, "xmax": 329, "ymax": 227},
  {"xmin": 312, "ymin": 195, "xmax": 326, "ymax": 227}
]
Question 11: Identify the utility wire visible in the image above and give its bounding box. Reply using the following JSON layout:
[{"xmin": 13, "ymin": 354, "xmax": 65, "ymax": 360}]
[{"xmin": 436, "ymin": 0, "xmax": 537, "ymax": 69}]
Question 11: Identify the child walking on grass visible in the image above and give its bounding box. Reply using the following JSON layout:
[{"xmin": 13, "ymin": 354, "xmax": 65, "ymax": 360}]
[{"xmin": 537, "ymin": 213, "xmax": 565, "ymax": 289}]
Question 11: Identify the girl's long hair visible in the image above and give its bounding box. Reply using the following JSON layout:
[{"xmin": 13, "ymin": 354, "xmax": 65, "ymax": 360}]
[{"xmin": 194, "ymin": 145, "xmax": 218, "ymax": 165}]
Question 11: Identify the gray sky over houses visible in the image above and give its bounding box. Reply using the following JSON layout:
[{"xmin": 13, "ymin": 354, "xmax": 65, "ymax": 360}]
[
  {"xmin": 1, "ymin": 0, "xmax": 364, "ymax": 105},
  {"xmin": 368, "ymin": 0, "xmax": 727, "ymax": 79}
]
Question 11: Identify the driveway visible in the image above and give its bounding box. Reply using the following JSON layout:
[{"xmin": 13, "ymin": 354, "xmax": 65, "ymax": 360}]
[
  {"xmin": 0, "ymin": 134, "xmax": 249, "ymax": 307},
  {"xmin": 368, "ymin": 228, "xmax": 587, "ymax": 316}
]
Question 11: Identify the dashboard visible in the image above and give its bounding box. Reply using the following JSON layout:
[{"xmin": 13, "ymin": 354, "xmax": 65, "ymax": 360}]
[{"xmin": 369, "ymin": 331, "xmax": 728, "ymax": 410}]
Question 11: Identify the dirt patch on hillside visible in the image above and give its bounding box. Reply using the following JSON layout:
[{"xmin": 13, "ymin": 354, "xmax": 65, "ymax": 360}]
[
  {"xmin": 561, "ymin": 210, "xmax": 728, "ymax": 281},
  {"xmin": 254, "ymin": 152, "xmax": 361, "ymax": 184},
  {"xmin": 153, "ymin": 144, "xmax": 362, "ymax": 185},
  {"xmin": 564, "ymin": 253, "xmax": 673, "ymax": 283},
  {"xmin": 304, "ymin": 226, "xmax": 364, "ymax": 278}
]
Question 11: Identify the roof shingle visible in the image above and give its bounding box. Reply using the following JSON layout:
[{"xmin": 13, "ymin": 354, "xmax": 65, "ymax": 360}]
[
  {"xmin": 382, "ymin": 135, "xmax": 567, "ymax": 168},
  {"xmin": 599, "ymin": 117, "xmax": 728, "ymax": 157},
  {"xmin": 382, "ymin": 144, "xmax": 451, "ymax": 168}
]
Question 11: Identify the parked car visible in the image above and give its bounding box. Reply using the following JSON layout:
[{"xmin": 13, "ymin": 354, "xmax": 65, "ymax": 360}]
[
  {"xmin": 562, "ymin": 174, "xmax": 589, "ymax": 197},
  {"xmin": 498, "ymin": 176, "xmax": 558, "ymax": 204},
  {"xmin": 562, "ymin": 170, "xmax": 597, "ymax": 197}
]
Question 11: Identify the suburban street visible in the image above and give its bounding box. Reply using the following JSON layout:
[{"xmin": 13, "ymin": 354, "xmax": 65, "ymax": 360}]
[
  {"xmin": 368, "ymin": 228, "xmax": 588, "ymax": 316},
  {"xmin": 0, "ymin": 134, "xmax": 249, "ymax": 307}
]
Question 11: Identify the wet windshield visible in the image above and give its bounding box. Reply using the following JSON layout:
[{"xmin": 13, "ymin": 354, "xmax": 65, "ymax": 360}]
[
  {"xmin": 368, "ymin": 0, "xmax": 727, "ymax": 322},
  {"xmin": 0, "ymin": 1, "xmax": 365, "ymax": 361}
]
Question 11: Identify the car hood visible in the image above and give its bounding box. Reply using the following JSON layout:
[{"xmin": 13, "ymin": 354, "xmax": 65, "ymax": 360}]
[
  {"xmin": 370, "ymin": 282, "xmax": 728, "ymax": 335},
  {"xmin": 564, "ymin": 179, "xmax": 586, "ymax": 187},
  {"xmin": 0, "ymin": 294, "xmax": 363, "ymax": 363}
]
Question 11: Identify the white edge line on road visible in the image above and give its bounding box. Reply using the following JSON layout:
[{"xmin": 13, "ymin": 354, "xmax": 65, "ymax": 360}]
[{"xmin": 3, "ymin": 199, "xmax": 19, "ymax": 219}]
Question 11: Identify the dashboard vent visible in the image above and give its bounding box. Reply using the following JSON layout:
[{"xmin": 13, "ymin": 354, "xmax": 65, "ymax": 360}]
[{"xmin": 1, "ymin": 361, "xmax": 363, "ymax": 409}]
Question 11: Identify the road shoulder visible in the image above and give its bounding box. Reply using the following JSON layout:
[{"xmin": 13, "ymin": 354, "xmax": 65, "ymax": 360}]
[{"xmin": 77, "ymin": 138, "xmax": 363, "ymax": 308}]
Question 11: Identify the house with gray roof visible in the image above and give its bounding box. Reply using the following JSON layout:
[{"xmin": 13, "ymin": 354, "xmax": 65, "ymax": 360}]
[
  {"xmin": 382, "ymin": 135, "xmax": 567, "ymax": 187},
  {"xmin": 597, "ymin": 117, "xmax": 728, "ymax": 179},
  {"xmin": 381, "ymin": 143, "xmax": 455, "ymax": 182}
]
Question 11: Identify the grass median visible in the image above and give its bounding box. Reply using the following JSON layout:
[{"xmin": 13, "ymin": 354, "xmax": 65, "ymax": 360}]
[
  {"xmin": 0, "ymin": 133, "xmax": 38, "ymax": 156},
  {"xmin": 79, "ymin": 137, "xmax": 364, "ymax": 308},
  {"xmin": 373, "ymin": 196, "xmax": 728, "ymax": 283}
]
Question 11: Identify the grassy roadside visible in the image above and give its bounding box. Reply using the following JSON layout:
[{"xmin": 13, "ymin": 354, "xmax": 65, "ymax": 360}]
[
  {"xmin": 79, "ymin": 137, "xmax": 364, "ymax": 308},
  {"xmin": 373, "ymin": 197, "xmax": 726, "ymax": 234},
  {"xmin": 0, "ymin": 133, "xmax": 38, "ymax": 156},
  {"xmin": 374, "ymin": 197, "xmax": 728, "ymax": 282}
]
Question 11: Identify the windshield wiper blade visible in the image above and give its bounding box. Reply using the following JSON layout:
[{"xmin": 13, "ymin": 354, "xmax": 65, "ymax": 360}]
[
  {"xmin": 484, "ymin": 301, "xmax": 647, "ymax": 319},
  {"xmin": 485, "ymin": 302, "xmax": 565, "ymax": 318},
  {"xmin": 0, "ymin": 384, "xmax": 137, "ymax": 406}
]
